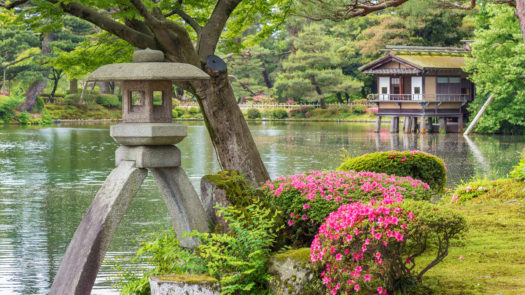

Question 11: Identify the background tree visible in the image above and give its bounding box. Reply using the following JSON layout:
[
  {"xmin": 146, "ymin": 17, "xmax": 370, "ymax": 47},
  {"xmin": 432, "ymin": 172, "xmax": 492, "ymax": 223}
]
[
  {"xmin": 464, "ymin": 4, "xmax": 525, "ymax": 133},
  {"xmin": 274, "ymin": 22, "xmax": 362, "ymax": 107}
]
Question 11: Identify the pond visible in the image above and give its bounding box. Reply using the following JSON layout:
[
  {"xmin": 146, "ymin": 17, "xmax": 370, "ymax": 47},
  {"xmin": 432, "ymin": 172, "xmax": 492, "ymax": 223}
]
[{"xmin": 0, "ymin": 121, "xmax": 523, "ymax": 294}]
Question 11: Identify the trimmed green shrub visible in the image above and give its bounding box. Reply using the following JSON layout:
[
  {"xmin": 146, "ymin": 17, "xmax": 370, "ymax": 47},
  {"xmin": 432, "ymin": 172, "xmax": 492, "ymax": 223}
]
[
  {"xmin": 263, "ymin": 170, "xmax": 432, "ymax": 247},
  {"xmin": 96, "ymin": 94, "xmax": 121, "ymax": 108},
  {"xmin": 0, "ymin": 95, "xmax": 23, "ymax": 122},
  {"xmin": 337, "ymin": 105, "xmax": 351, "ymax": 113},
  {"xmin": 312, "ymin": 108, "xmax": 331, "ymax": 117},
  {"xmin": 247, "ymin": 108, "xmax": 261, "ymax": 119},
  {"xmin": 17, "ymin": 111, "xmax": 30, "ymax": 124},
  {"xmin": 352, "ymin": 103, "xmax": 367, "ymax": 114},
  {"xmin": 338, "ymin": 150, "xmax": 447, "ymax": 193},
  {"xmin": 272, "ymin": 108, "xmax": 288, "ymax": 119},
  {"xmin": 172, "ymin": 106, "xmax": 186, "ymax": 118},
  {"xmin": 189, "ymin": 106, "xmax": 200, "ymax": 115}
]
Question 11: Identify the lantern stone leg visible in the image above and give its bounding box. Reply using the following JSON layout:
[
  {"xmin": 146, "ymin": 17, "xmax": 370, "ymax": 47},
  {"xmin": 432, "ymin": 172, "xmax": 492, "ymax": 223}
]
[
  {"xmin": 50, "ymin": 49, "xmax": 212, "ymax": 295},
  {"xmin": 49, "ymin": 161, "xmax": 148, "ymax": 295}
]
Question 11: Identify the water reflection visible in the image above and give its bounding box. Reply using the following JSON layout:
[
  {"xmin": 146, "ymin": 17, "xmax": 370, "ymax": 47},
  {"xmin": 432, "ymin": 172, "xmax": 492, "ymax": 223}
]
[{"xmin": 0, "ymin": 122, "xmax": 523, "ymax": 294}]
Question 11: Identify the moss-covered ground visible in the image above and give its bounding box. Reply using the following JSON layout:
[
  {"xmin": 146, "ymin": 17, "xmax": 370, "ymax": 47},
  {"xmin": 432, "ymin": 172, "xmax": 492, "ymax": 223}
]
[{"xmin": 420, "ymin": 200, "xmax": 525, "ymax": 294}]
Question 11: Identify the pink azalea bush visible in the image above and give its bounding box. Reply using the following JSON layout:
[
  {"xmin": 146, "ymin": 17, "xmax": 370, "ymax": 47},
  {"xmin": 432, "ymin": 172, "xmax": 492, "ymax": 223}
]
[
  {"xmin": 263, "ymin": 170, "xmax": 431, "ymax": 246},
  {"xmin": 311, "ymin": 200, "xmax": 467, "ymax": 294}
]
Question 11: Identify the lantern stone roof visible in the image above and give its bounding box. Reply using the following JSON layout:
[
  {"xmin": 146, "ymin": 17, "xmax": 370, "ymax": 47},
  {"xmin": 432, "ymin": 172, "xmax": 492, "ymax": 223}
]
[
  {"xmin": 87, "ymin": 48, "xmax": 209, "ymax": 81},
  {"xmin": 359, "ymin": 45, "xmax": 471, "ymax": 75}
]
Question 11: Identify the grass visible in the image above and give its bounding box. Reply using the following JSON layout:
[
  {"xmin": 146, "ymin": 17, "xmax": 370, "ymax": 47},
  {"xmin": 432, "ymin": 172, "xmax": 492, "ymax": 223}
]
[{"xmin": 420, "ymin": 200, "xmax": 525, "ymax": 294}]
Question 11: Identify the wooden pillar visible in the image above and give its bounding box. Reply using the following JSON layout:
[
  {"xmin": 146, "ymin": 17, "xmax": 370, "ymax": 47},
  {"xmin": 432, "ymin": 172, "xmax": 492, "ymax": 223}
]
[
  {"xmin": 439, "ymin": 117, "xmax": 447, "ymax": 133},
  {"xmin": 458, "ymin": 115, "xmax": 464, "ymax": 133},
  {"xmin": 427, "ymin": 117, "xmax": 434, "ymax": 133},
  {"xmin": 390, "ymin": 117, "xmax": 399, "ymax": 133},
  {"xmin": 375, "ymin": 116, "xmax": 382, "ymax": 133},
  {"xmin": 412, "ymin": 117, "xmax": 418, "ymax": 133},
  {"xmin": 403, "ymin": 116, "xmax": 412, "ymax": 133},
  {"xmin": 419, "ymin": 116, "xmax": 427, "ymax": 133}
]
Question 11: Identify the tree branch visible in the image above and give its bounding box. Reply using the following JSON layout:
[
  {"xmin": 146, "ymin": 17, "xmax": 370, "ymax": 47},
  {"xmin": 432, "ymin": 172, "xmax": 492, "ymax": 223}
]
[
  {"xmin": 198, "ymin": 0, "xmax": 242, "ymax": 60},
  {"xmin": 167, "ymin": 9, "xmax": 202, "ymax": 34},
  {"xmin": 0, "ymin": 0, "xmax": 30, "ymax": 9},
  {"xmin": 50, "ymin": 1, "xmax": 157, "ymax": 49}
]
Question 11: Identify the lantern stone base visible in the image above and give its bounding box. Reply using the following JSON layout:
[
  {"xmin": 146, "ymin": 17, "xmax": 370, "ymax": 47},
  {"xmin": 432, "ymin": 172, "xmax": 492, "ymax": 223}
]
[
  {"xmin": 110, "ymin": 123, "xmax": 187, "ymax": 145},
  {"xmin": 116, "ymin": 145, "xmax": 181, "ymax": 168},
  {"xmin": 149, "ymin": 275, "xmax": 220, "ymax": 295}
]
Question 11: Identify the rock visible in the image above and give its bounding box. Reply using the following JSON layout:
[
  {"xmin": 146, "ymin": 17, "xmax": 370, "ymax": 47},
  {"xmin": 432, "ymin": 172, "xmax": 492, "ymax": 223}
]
[
  {"xmin": 505, "ymin": 199, "xmax": 518, "ymax": 203},
  {"xmin": 200, "ymin": 174, "xmax": 233, "ymax": 232},
  {"xmin": 149, "ymin": 274, "xmax": 220, "ymax": 295},
  {"xmin": 268, "ymin": 248, "xmax": 316, "ymax": 295}
]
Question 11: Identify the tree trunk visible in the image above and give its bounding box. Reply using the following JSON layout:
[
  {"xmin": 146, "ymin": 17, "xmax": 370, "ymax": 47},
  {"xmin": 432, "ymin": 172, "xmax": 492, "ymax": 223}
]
[
  {"xmin": 192, "ymin": 67, "xmax": 270, "ymax": 186},
  {"xmin": 18, "ymin": 80, "xmax": 47, "ymax": 111},
  {"xmin": 69, "ymin": 78, "xmax": 78, "ymax": 94},
  {"xmin": 98, "ymin": 81, "xmax": 113, "ymax": 94},
  {"xmin": 336, "ymin": 92, "xmax": 345, "ymax": 104},
  {"xmin": 261, "ymin": 63, "xmax": 273, "ymax": 88},
  {"xmin": 2, "ymin": 68, "xmax": 5, "ymax": 92},
  {"xmin": 517, "ymin": 0, "xmax": 525, "ymax": 44}
]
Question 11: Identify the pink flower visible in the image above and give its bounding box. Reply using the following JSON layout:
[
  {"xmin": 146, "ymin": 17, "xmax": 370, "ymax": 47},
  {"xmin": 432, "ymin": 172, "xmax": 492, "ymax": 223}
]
[
  {"xmin": 364, "ymin": 274, "xmax": 371, "ymax": 282},
  {"xmin": 303, "ymin": 203, "xmax": 311, "ymax": 210},
  {"xmin": 287, "ymin": 220, "xmax": 293, "ymax": 226},
  {"xmin": 336, "ymin": 253, "xmax": 343, "ymax": 261},
  {"xmin": 302, "ymin": 214, "xmax": 308, "ymax": 220},
  {"xmin": 354, "ymin": 284, "xmax": 360, "ymax": 292},
  {"xmin": 377, "ymin": 286, "xmax": 385, "ymax": 294}
]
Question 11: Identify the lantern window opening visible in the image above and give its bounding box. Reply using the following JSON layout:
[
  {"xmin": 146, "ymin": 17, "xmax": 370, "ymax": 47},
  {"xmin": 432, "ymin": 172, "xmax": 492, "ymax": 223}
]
[{"xmin": 153, "ymin": 91, "xmax": 164, "ymax": 106}]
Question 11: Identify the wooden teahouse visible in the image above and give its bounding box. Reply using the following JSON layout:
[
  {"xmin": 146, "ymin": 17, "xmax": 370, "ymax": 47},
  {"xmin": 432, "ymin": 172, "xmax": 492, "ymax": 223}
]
[{"xmin": 360, "ymin": 45, "xmax": 475, "ymax": 133}]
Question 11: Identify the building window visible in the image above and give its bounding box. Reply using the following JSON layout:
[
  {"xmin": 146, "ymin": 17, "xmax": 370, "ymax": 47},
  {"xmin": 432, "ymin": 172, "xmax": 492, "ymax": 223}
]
[
  {"xmin": 414, "ymin": 87, "xmax": 421, "ymax": 94},
  {"xmin": 391, "ymin": 78, "xmax": 400, "ymax": 85},
  {"xmin": 437, "ymin": 77, "xmax": 449, "ymax": 83},
  {"xmin": 381, "ymin": 87, "xmax": 388, "ymax": 94},
  {"xmin": 436, "ymin": 77, "xmax": 461, "ymax": 94}
]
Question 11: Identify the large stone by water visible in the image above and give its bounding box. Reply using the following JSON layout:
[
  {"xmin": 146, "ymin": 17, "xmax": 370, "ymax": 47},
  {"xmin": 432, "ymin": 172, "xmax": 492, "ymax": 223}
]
[{"xmin": 268, "ymin": 248, "xmax": 315, "ymax": 295}]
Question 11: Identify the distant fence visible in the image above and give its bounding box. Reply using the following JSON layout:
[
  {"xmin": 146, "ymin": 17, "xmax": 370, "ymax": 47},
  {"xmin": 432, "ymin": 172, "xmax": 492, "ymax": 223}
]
[{"xmin": 177, "ymin": 103, "xmax": 376, "ymax": 109}]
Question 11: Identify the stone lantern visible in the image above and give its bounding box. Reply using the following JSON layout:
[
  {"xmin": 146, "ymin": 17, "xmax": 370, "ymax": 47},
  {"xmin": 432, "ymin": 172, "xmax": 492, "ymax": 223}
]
[{"xmin": 50, "ymin": 49, "xmax": 210, "ymax": 295}]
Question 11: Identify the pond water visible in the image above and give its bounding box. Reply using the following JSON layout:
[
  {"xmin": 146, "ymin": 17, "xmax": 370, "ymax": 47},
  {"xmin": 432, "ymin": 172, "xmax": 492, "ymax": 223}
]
[{"xmin": 0, "ymin": 121, "xmax": 523, "ymax": 294}]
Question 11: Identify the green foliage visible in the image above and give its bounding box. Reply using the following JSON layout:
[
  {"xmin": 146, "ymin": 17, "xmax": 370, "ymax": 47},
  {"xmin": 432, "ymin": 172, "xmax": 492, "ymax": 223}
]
[
  {"xmin": 274, "ymin": 22, "xmax": 362, "ymax": 103},
  {"xmin": 188, "ymin": 106, "xmax": 200, "ymax": 115},
  {"xmin": 469, "ymin": 179, "xmax": 525, "ymax": 203},
  {"xmin": 17, "ymin": 111, "xmax": 30, "ymax": 124},
  {"xmin": 188, "ymin": 204, "xmax": 281, "ymax": 295},
  {"xmin": 338, "ymin": 150, "xmax": 447, "ymax": 193},
  {"xmin": 448, "ymin": 177, "xmax": 503, "ymax": 204},
  {"xmin": 399, "ymin": 201, "xmax": 468, "ymax": 282},
  {"xmin": 96, "ymin": 94, "xmax": 121, "ymax": 108},
  {"xmin": 464, "ymin": 4, "xmax": 525, "ymax": 134},
  {"xmin": 510, "ymin": 151, "xmax": 525, "ymax": 181},
  {"xmin": 352, "ymin": 103, "xmax": 366, "ymax": 114},
  {"xmin": 246, "ymin": 108, "xmax": 261, "ymax": 119},
  {"xmin": 203, "ymin": 170, "xmax": 266, "ymax": 209},
  {"xmin": 113, "ymin": 203, "xmax": 280, "ymax": 295},
  {"xmin": 172, "ymin": 106, "xmax": 186, "ymax": 118},
  {"xmin": 112, "ymin": 230, "xmax": 207, "ymax": 295},
  {"xmin": 271, "ymin": 108, "xmax": 288, "ymax": 119},
  {"xmin": 0, "ymin": 95, "xmax": 23, "ymax": 122},
  {"xmin": 44, "ymin": 103, "xmax": 121, "ymax": 120},
  {"xmin": 63, "ymin": 93, "xmax": 120, "ymax": 108}
]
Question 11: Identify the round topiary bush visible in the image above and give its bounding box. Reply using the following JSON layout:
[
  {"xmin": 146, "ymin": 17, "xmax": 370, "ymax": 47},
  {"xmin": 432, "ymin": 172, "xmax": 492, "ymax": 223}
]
[
  {"xmin": 338, "ymin": 150, "xmax": 447, "ymax": 193},
  {"xmin": 272, "ymin": 108, "xmax": 288, "ymax": 119},
  {"xmin": 263, "ymin": 170, "xmax": 432, "ymax": 247},
  {"xmin": 247, "ymin": 108, "xmax": 261, "ymax": 119},
  {"xmin": 311, "ymin": 199, "xmax": 467, "ymax": 294}
]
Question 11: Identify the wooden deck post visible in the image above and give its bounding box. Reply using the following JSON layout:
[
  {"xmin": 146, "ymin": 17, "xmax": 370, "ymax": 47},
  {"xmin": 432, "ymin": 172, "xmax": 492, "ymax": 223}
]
[
  {"xmin": 439, "ymin": 117, "xmax": 447, "ymax": 133},
  {"xmin": 412, "ymin": 117, "xmax": 418, "ymax": 133},
  {"xmin": 419, "ymin": 116, "xmax": 427, "ymax": 133},
  {"xmin": 427, "ymin": 117, "xmax": 434, "ymax": 133},
  {"xmin": 403, "ymin": 116, "xmax": 412, "ymax": 133},
  {"xmin": 457, "ymin": 115, "xmax": 464, "ymax": 133},
  {"xmin": 375, "ymin": 116, "xmax": 382, "ymax": 133},
  {"xmin": 390, "ymin": 117, "xmax": 399, "ymax": 133}
]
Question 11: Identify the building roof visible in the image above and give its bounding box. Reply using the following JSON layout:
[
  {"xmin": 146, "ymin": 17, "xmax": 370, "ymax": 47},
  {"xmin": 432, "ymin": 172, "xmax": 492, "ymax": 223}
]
[
  {"xmin": 395, "ymin": 54, "xmax": 466, "ymax": 69},
  {"xmin": 359, "ymin": 45, "xmax": 470, "ymax": 74}
]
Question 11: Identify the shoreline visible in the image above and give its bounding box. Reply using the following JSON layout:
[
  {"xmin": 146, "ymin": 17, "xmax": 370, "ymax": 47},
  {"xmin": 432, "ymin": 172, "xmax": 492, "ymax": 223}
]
[{"xmin": 50, "ymin": 118, "xmax": 382, "ymax": 124}]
